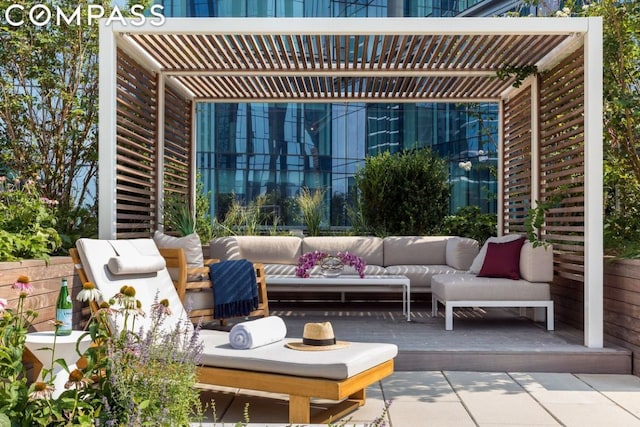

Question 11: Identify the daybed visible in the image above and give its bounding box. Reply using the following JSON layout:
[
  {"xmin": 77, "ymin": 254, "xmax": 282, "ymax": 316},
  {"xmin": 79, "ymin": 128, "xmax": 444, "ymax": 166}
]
[
  {"xmin": 72, "ymin": 237, "xmax": 398, "ymax": 424},
  {"xmin": 431, "ymin": 236, "xmax": 555, "ymax": 330},
  {"xmin": 209, "ymin": 235, "xmax": 480, "ymax": 297}
]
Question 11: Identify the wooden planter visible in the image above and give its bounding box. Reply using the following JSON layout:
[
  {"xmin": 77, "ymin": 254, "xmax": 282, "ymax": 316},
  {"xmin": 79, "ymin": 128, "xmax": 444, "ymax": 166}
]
[
  {"xmin": 0, "ymin": 257, "xmax": 83, "ymax": 331},
  {"xmin": 604, "ymin": 258, "xmax": 640, "ymax": 376}
]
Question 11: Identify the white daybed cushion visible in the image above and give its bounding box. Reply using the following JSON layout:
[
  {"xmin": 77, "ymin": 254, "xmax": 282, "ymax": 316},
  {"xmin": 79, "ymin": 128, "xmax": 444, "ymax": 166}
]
[
  {"xmin": 107, "ymin": 255, "xmax": 166, "ymax": 275},
  {"xmin": 199, "ymin": 329, "xmax": 398, "ymax": 380},
  {"xmin": 76, "ymin": 238, "xmax": 190, "ymax": 333},
  {"xmin": 431, "ymin": 273, "xmax": 550, "ymax": 301}
]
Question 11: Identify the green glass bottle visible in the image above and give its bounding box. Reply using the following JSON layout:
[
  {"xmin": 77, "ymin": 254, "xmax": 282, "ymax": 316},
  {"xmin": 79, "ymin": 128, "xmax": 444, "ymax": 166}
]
[{"xmin": 55, "ymin": 278, "xmax": 73, "ymax": 336}]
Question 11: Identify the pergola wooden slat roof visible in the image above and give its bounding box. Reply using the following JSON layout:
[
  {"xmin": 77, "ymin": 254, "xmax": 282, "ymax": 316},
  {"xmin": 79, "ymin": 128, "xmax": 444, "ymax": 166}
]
[
  {"xmin": 113, "ymin": 17, "xmax": 585, "ymax": 103},
  {"xmin": 99, "ymin": 17, "xmax": 604, "ymax": 347}
]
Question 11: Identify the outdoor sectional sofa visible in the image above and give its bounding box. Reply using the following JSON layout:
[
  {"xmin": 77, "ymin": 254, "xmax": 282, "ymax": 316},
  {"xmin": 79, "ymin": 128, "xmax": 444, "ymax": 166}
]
[
  {"xmin": 208, "ymin": 234, "xmax": 555, "ymax": 330},
  {"xmin": 208, "ymin": 235, "xmax": 480, "ymax": 296}
]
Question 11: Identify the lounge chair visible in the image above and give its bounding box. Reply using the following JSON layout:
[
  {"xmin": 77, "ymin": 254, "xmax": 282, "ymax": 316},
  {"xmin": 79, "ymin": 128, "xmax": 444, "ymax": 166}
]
[{"xmin": 71, "ymin": 238, "xmax": 398, "ymax": 424}]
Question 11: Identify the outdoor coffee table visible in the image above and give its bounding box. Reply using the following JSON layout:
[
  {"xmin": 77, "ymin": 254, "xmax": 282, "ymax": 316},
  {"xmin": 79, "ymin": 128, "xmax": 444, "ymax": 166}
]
[{"xmin": 266, "ymin": 274, "xmax": 411, "ymax": 321}]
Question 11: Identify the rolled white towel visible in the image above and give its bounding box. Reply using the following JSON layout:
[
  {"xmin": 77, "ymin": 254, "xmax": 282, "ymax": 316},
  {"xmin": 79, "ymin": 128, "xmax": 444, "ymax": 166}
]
[{"xmin": 229, "ymin": 316, "xmax": 287, "ymax": 349}]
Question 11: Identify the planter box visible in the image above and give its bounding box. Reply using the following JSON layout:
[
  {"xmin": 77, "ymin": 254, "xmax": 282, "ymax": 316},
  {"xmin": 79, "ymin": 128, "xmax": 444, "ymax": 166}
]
[
  {"xmin": 0, "ymin": 257, "xmax": 84, "ymax": 331},
  {"xmin": 604, "ymin": 258, "xmax": 640, "ymax": 376}
]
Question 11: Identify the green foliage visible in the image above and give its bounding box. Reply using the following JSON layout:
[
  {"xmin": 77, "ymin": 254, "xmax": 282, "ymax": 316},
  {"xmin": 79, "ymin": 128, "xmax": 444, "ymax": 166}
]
[
  {"xmin": 355, "ymin": 149, "xmax": 450, "ymax": 236},
  {"xmin": 214, "ymin": 194, "xmax": 277, "ymax": 236},
  {"xmin": 194, "ymin": 177, "xmax": 214, "ymax": 242},
  {"xmin": 164, "ymin": 191, "xmax": 196, "ymax": 237},
  {"xmin": 296, "ymin": 187, "xmax": 325, "ymax": 236},
  {"xmin": 495, "ymin": 64, "xmax": 538, "ymax": 88},
  {"xmin": 524, "ymin": 195, "xmax": 561, "ymax": 248},
  {"xmin": 0, "ymin": 178, "xmax": 61, "ymax": 261},
  {"xmin": 571, "ymin": 0, "xmax": 640, "ymax": 257},
  {"xmin": 603, "ymin": 160, "xmax": 640, "ymax": 258},
  {"xmin": 439, "ymin": 206, "xmax": 497, "ymax": 245},
  {"xmin": 0, "ymin": 0, "xmax": 109, "ymax": 245}
]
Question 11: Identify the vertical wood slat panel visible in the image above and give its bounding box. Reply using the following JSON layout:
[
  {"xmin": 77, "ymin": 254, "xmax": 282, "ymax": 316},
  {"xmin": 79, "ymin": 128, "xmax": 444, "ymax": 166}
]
[
  {"xmin": 163, "ymin": 85, "xmax": 192, "ymax": 234},
  {"xmin": 539, "ymin": 49, "xmax": 585, "ymax": 330},
  {"xmin": 116, "ymin": 49, "xmax": 158, "ymax": 238},
  {"xmin": 502, "ymin": 86, "xmax": 532, "ymax": 235}
]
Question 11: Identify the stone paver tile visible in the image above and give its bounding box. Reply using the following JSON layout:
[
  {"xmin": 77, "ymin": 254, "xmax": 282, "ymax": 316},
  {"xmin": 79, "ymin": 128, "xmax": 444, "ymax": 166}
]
[
  {"xmin": 511, "ymin": 373, "xmax": 640, "ymax": 427},
  {"xmin": 444, "ymin": 371, "xmax": 560, "ymax": 426},
  {"xmin": 577, "ymin": 374, "xmax": 640, "ymax": 418},
  {"xmin": 511, "ymin": 373, "xmax": 609, "ymax": 404},
  {"xmin": 390, "ymin": 401, "xmax": 475, "ymax": 427},
  {"xmin": 382, "ymin": 371, "xmax": 460, "ymax": 403}
]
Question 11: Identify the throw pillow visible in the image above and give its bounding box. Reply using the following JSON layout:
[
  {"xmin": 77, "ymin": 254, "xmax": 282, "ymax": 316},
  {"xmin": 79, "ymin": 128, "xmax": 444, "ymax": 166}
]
[
  {"xmin": 477, "ymin": 237, "xmax": 525, "ymax": 280},
  {"xmin": 153, "ymin": 230, "xmax": 204, "ymax": 281},
  {"xmin": 469, "ymin": 234, "xmax": 523, "ymax": 274}
]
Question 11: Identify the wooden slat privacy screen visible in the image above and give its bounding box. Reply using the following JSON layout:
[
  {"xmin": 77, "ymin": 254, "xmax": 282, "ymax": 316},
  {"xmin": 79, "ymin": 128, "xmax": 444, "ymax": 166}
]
[
  {"xmin": 116, "ymin": 50, "xmax": 158, "ymax": 238},
  {"xmin": 163, "ymin": 85, "xmax": 192, "ymax": 233},
  {"xmin": 539, "ymin": 50, "xmax": 586, "ymax": 328},
  {"xmin": 502, "ymin": 86, "xmax": 532, "ymax": 235}
]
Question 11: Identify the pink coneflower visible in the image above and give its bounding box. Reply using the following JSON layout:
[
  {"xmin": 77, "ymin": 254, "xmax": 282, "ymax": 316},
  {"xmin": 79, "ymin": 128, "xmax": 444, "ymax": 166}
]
[
  {"xmin": 65, "ymin": 369, "xmax": 93, "ymax": 390},
  {"xmin": 0, "ymin": 298, "xmax": 7, "ymax": 312},
  {"xmin": 77, "ymin": 282, "xmax": 102, "ymax": 302},
  {"xmin": 29, "ymin": 382, "xmax": 54, "ymax": 400},
  {"xmin": 13, "ymin": 275, "xmax": 33, "ymax": 294},
  {"xmin": 151, "ymin": 298, "xmax": 172, "ymax": 316}
]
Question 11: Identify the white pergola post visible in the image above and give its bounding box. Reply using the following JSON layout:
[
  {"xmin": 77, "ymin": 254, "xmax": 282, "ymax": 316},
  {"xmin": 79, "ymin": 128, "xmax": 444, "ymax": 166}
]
[
  {"xmin": 156, "ymin": 74, "xmax": 166, "ymax": 232},
  {"xmin": 583, "ymin": 18, "xmax": 604, "ymax": 348},
  {"xmin": 98, "ymin": 21, "xmax": 118, "ymax": 240}
]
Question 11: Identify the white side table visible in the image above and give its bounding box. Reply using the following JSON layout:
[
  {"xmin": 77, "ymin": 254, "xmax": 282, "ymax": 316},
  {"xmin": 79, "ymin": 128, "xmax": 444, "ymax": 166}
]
[{"xmin": 24, "ymin": 331, "xmax": 92, "ymax": 398}]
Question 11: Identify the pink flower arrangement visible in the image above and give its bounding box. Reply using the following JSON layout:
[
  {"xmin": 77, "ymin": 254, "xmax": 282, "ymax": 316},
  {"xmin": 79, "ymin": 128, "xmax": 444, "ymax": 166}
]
[{"xmin": 295, "ymin": 250, "xmax": 366, "ymax": 278}]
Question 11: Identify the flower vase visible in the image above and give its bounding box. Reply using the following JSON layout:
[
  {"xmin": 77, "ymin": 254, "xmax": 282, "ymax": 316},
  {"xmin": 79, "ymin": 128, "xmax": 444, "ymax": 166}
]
[{"xmin": 320, "ymin": 256, "xmax": 344, "ymax": 277}]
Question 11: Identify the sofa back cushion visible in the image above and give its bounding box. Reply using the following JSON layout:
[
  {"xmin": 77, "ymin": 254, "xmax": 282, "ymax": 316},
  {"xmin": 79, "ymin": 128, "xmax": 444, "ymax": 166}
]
[
  {"xmin": 210, "ymin": 236, "xmax": 303, "ymax": 265},
  {"xmin": 445, "ymin": 237, "xmax": 479, "ymax": 270},
  {"xmin": 383, "ymin": 236, "xmax": 448, "ymax": 266},
  {"xmin": 520, "ymin": 241, "xmax": 554, "ymax": 282},
  {"xmin": 302, "ymin": 236, "xmax": 384, "ymax": 266}
]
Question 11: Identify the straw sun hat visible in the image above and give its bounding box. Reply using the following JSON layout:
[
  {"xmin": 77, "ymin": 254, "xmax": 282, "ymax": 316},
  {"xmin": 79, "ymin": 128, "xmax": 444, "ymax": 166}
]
[{"xmin": 286, "ymin": 321, "xmax": 350, "ymax": 351}]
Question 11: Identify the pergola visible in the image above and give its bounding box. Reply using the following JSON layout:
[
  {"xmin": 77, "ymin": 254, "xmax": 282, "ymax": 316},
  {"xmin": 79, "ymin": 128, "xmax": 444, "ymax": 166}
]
[{"xmin": 98, "ymin": 17, "xmax": 603, "ymax": 347}]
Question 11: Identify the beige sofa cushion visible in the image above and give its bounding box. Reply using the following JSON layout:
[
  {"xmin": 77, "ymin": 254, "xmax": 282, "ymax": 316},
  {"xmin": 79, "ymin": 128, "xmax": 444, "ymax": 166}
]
[
  {"xmin": 520, "ymin": 241, "xmax": 554, "ymax": 283},
  {"xmin": 385, "ymin": 264, "xmax": 461, "ymax": 290},
  {"xmin": 302, "ymin": 236, "xmax": 384, "ymax": 266},
  {"xmin": 445, "ymin": 237, "xmax": 479, "ymax": 270},
  {"xmin": 153, "ymin": 230, "xmax": 204, "ymax": 281},
  {"xmin": 432, "ymin": 273, "xmax": 550, "ymax": 301},
  {"xmin": 383, "ymin": 236, "xmax": 448, "ymax": 266},
  {"xmin": 210, "ymin": 236, "xmax": 302, "ymax": 265}
]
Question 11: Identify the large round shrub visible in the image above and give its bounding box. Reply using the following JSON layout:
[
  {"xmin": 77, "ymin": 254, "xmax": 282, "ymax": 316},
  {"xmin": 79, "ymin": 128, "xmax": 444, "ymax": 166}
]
[{"xmin": 355, "ymin": 149, "xmax": 450, "ymax": 235}]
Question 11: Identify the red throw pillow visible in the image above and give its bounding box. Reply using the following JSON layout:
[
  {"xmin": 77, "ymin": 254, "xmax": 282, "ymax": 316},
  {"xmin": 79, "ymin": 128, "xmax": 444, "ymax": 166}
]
[{"xmin": 477, "ymin": 237, "xmax": 525, "ymax": 280}]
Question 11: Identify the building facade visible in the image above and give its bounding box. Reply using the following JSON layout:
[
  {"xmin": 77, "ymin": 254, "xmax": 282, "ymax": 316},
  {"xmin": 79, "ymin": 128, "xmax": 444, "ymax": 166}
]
[{"xmin": 158, "ymin": 0, "xmax": 529, "ymax": 228}]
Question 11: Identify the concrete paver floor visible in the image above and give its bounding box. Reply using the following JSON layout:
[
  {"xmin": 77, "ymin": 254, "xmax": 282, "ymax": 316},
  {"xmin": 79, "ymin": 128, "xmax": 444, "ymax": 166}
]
[{"xmin": 196, "ymin": 371, "xmax": 640, "ymax": 426}]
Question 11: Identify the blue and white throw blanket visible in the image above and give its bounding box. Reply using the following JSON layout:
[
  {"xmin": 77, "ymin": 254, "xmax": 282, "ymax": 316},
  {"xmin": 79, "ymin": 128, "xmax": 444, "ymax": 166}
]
[{"xmin": 209, "ymin": 259, "xmax": 259, "ymax": 319}]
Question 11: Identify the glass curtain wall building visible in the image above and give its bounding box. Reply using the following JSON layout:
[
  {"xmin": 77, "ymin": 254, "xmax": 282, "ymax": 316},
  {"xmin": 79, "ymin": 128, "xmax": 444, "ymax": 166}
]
[{"xmin": 159, "ymin": 0, "xmax": 500, "ymax": 228}]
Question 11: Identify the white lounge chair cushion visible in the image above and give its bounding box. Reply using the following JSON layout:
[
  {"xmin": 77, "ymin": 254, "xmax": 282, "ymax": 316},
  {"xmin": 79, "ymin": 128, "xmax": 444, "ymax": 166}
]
[
  {"xmin": 107, "ymin": 255, "xmax": 166, "ymax": 275},
  {"xmin": 199, "ymin": 329, "xmax": 398, "ymax": 380},
  {"xmin": 432, "ymin": 273, "xmax": 550, "ymax": 301},
  {"xmin": 385, "ymin": 264, "xmax": 461, "ymax": 290},
  {"xmin": 76, "ymin": 238, "xmax": 190, "ymax": 333}
]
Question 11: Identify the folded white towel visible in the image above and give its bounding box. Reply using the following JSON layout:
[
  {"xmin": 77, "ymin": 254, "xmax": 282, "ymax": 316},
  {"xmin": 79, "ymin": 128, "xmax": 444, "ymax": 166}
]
[{"xmin": 229, "ymin": 316, "xmax": 287, "ymax": 349}]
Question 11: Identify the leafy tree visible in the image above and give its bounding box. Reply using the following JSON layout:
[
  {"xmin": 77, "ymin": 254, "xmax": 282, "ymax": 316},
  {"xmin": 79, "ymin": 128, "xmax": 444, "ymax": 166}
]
[
  {"xmin": 355, "ymin": 148, "xmax": 450, "ymax": 236},
  {"xmin": 573, "ymin": 0, "xmax": 640, "ymax": 256},
  {"xmin": 0, "ymin": 0, "xmax": 109, "ymax": 246}
]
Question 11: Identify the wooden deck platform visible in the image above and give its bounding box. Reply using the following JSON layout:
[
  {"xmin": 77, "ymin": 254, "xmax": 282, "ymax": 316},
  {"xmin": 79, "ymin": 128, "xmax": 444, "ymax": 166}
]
[{"xmin": 225, "ymin": 300, "xmax": 632, "ymax": 374}]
